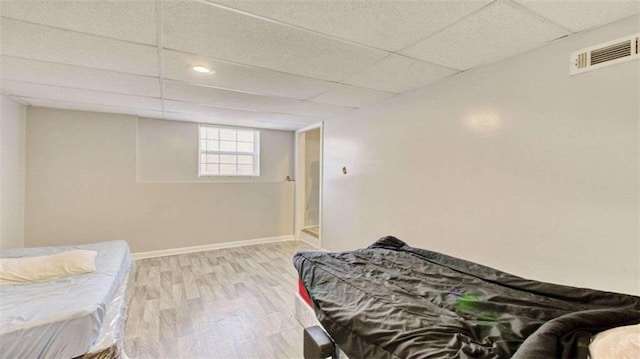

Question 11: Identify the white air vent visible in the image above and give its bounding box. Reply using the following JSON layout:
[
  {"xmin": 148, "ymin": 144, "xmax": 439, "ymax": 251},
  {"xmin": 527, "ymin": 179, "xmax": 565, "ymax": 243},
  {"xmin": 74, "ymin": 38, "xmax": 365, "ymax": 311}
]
[{"xmin": 570, "ymin": 33, "xmax": 640, "ymax": 75}]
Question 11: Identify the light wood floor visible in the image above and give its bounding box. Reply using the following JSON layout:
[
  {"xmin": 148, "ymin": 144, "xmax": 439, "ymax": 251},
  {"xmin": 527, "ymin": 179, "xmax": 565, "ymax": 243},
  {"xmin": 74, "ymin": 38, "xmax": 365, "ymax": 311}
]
[{"xmin": 124, "ymin": 240, "xmax": 315, "ymax": 358}]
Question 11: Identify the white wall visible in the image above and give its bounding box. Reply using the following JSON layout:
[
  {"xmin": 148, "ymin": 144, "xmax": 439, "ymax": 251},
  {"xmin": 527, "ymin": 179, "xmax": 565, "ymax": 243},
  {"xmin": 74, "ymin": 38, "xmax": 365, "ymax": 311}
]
[
  {"xmin": 322, "ymin": 16, "xmax": 639, "ymax": 295},
  {"xmin": 137, "ymin": 117, "xmax": 294, "ymax": 183},
  {"xmin": 0, "ymin": 95, "xmax": 26, "ymax": 249},
  {"xmin": 25, "ymin": 107, "xmax": 295, "ymax": 253}
]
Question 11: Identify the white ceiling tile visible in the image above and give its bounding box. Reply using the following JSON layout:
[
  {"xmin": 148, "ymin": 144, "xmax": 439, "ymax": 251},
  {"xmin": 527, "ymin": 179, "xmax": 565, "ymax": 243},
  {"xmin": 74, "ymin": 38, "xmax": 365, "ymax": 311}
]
[
  {"xmin": 19, "ymin": 97, "xmax": 163, "ymax": 119},
  {"xmin": 164, "ymin": 100, "xmax": 318, "ymax": 127},
  {"xmin": 343, "ymin": 55, "xmax": 457, "ymax": 93},
  {"xmin": 280, "ymin": 101, "xmax": 356, "ymax": 119},
  {"xmin": 310, "ymin": 84, "xmax": 396, "ymax": 108},
  {"xmin": 514, "ymin": 0, "xmax": 640, "ymax": 33},
  {"xmin": 163, "ymin": 50, "xmax": 334, "ymax": 100},
  {"xmin": 214, "ymin": 0, "xmax": 492, "ymax": 51},
  {"xmin": 0, "ymin": 56, "xmax": 161, "ymax": 98},
  {"xmin": 162, "ymin": 0, "xmax": 387, "ymax": 82},
  {"xmin": 1, "ymin": 0, "xmax": 157, "ymax": 45},
  {"xmin": 164, "ymin": 80, "xmax": 303, "ymax": 112},
  {"xmin": 2, "ymin": 80, "xmax": 162, "ymax": 111},
  {"xmin": 163, "ymin": 111, "xmax": 303, "ymax": 131},
  {"xmin": 1, "ymin": 19, "xmax": 159, "ymax": 76},
  {"xmin": 401, "ymin": 1, "xmax": 570, "ymax": 70},
  {"xmin": 162, "ymin": 109, "xmax": 259, "ymax": 128}
]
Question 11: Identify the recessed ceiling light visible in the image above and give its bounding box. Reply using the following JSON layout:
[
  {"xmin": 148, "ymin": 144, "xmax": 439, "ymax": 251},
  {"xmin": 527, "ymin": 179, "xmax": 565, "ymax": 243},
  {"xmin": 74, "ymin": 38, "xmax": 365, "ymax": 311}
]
[{"xmin": 192, "ymin": 65, "xmax": 214, "ymax": 74}]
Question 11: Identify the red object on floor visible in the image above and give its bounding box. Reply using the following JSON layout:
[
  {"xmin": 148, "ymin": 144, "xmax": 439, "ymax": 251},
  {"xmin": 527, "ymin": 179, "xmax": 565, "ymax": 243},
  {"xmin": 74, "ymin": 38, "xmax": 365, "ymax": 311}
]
[{"xmin": 298, "ymin": 278, "xmax": 313, "ymax": 307}]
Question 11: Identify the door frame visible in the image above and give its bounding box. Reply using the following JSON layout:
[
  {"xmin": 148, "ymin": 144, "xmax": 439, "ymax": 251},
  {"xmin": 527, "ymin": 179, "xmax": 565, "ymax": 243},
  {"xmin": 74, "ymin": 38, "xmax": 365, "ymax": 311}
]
[{"xmin": 294, "ymin": 122, "xmax": 323, "ymax": 248}]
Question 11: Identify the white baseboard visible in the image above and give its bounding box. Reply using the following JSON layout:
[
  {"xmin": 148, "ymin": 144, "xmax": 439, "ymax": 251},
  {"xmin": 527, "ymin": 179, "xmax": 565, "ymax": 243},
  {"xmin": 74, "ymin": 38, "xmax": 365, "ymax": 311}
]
[{"xmin": 132, "ymin": 235, "xmax": 295, "ymax": 260}]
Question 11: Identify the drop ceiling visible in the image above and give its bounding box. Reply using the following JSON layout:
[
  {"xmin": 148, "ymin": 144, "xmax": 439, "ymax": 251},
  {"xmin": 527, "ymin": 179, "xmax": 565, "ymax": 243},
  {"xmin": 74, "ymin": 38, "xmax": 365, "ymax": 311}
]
[{"xmin": 1, "ymin": 0, "xmax": 638, "ymax": 130}]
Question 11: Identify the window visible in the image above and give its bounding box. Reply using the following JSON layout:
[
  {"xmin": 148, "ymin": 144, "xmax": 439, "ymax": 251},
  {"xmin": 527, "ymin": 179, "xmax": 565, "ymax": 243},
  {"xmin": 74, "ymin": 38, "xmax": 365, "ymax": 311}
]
[{"xmin": 198, "ymin": 125, "xmax": 260, "ymax": 177}]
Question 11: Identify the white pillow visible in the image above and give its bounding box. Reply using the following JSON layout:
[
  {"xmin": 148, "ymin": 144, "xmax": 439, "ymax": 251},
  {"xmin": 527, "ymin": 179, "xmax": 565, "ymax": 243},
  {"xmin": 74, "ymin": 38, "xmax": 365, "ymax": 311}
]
[
  {"xmin": 589, "ymin": 323, "xmax": 640, "ymax": 359},
  {"xmin": 0, "ymin": 250, "xmax": 97, "ymax": 285}
]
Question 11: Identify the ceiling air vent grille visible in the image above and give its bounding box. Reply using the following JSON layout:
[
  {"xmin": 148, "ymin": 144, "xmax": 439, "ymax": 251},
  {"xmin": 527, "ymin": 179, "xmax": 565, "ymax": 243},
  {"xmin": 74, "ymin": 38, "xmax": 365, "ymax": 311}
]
[
  {"xmin": 590, "ymin": 40, "xmax": 631, "ymax": 65},
  {"xmin": 570, "ymin": 33, "xmax": 639, "ymax": 75}
]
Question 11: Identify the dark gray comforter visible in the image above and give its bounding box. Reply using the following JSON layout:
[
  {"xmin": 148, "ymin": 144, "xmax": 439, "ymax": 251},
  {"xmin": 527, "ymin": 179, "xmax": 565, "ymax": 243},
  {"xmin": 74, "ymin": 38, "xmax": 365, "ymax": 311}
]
[{"xmin": 293, "ymin": 236, "xmax": 639, "ymax": 359}]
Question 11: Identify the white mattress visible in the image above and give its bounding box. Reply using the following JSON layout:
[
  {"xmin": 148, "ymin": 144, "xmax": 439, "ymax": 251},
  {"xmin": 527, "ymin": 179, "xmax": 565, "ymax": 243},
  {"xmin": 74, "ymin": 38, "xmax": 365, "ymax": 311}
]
[
  {"xmin": 589, "ymin": 324, "xmax": 640, "ymax": 359},
  {"xmin": 0, "ymin": 241, "xmax": 131, "ymax": 359}
]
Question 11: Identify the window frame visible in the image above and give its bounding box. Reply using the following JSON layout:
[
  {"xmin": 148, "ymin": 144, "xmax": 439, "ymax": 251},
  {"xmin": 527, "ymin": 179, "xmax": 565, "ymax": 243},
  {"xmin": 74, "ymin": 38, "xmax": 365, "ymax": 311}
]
[{"xmin": 197, "ymin": 124, "xmax": 261, "ymax": 178}]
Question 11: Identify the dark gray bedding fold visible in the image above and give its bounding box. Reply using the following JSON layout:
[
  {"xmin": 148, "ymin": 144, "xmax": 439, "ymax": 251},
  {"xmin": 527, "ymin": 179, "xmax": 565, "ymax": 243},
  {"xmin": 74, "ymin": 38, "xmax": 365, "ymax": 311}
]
[{"xmin": 293, "ymin": 236, "xmax": 639, "ymax": 359}]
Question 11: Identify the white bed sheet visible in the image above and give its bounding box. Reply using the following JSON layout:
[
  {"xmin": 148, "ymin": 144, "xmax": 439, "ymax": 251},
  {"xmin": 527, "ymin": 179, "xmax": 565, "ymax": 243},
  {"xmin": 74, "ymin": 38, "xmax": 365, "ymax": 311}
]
[{"xmin": 0, "ymin": 241, "xmax": 131, "ymax": 359}]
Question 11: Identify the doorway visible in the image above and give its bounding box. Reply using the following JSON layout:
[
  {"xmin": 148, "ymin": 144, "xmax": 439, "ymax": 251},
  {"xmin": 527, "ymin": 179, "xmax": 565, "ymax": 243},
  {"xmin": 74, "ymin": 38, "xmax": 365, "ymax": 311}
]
[{"xmin": 295, "ymin": 124, "xmax": 322, "ymax": 247}]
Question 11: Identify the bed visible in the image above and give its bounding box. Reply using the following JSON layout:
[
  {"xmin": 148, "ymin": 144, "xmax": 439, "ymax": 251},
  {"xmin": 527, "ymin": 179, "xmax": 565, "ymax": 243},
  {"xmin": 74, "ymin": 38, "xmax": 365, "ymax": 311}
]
[
  {"xmin": 294, "ymin": 236, "xmax": 640, "ymax": 359},
  {"xmin": 0, "ymin": 240, "xmax": 132, "ymax": 359}
]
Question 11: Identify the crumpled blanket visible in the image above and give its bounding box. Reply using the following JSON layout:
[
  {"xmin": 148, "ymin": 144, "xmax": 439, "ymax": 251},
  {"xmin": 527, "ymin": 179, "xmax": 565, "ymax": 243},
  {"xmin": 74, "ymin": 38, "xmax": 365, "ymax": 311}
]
[{"xmin": 293, "ymin": 236, "xmax": 639, "ymax": 358}]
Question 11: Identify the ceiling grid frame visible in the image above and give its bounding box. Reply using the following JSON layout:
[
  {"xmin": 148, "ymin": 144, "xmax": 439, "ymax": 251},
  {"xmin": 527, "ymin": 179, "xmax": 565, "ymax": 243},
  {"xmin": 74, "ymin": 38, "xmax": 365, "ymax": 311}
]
[
  {"xmin": 1, "ymin": 55, "xmax": 161, "ymax": 81},
  {"xmin": 399, "ymin": 0, "xmax": 572, "ymax": 70},
  {"xmin": 2, "ymin": 78, "xmax": 162, "ymax": 101},
  {"xmin": 204, "ymin": 0, "xmax": 468, "ymax": 74},
  {"xmin": 156, "ymin": 0, "xmax": 166, "ymax": 117},
  {"xmin": 0, "ymin": 17, "xmax": 156, "ymax": 48},
  {"xmin": 0, "ymin": 0, "xmax": 575, "ymax": 76},
  {"xmin": 19, "ymin": 96, "xmax": 163, "ymax": 115},
  {"xmin": 0, "ymin": 0, "xmax": 637, "ymax": 130},
  {"xmin": 197, "ymin": 0, "xmax": 495, "ymax": 101}
]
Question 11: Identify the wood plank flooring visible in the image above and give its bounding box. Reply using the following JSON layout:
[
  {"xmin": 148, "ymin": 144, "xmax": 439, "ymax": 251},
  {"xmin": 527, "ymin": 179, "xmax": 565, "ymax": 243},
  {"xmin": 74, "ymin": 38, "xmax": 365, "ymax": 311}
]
[{"xmin": 124, "ymin": 240, "xmax": 315, "ymax": 358}]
